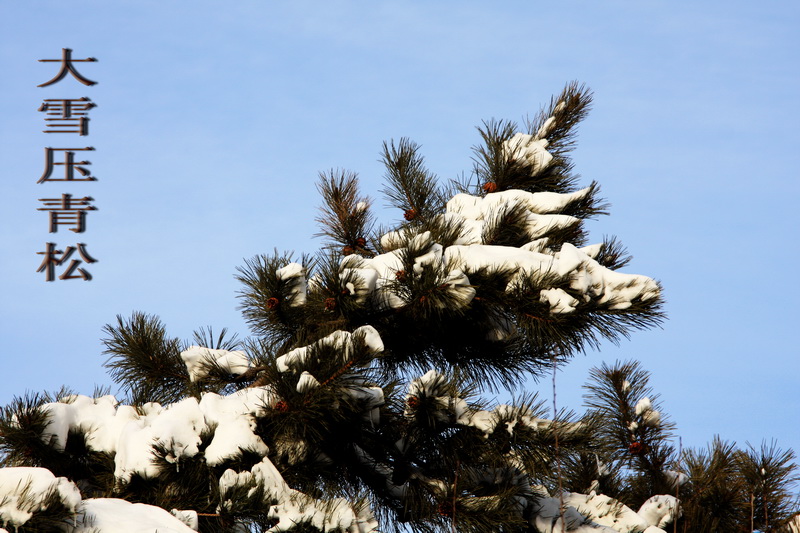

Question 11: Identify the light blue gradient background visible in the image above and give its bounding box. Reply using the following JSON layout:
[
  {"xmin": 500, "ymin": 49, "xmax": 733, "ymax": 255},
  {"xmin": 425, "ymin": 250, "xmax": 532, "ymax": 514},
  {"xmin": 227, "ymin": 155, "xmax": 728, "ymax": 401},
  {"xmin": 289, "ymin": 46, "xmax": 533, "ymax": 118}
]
[{"xmin": 1, "ymin": 2, "xmax": 798, "ymax": 463}]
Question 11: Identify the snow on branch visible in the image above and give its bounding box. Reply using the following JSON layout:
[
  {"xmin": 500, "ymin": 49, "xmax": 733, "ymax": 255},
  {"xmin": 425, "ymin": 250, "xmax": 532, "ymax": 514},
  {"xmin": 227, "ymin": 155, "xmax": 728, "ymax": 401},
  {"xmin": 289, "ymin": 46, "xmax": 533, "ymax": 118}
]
[
  {"xmin": 180, "ymin": 346, "xmax": 251, "ymax": 383},
  {"xmin": 35, "ymin": 389, "xmax": 274, "ymax": 479},
  {"xmin": 0, "ymin": 467, "xmax": 81, "ymax": 528},
  {"xmin": 530, "ymin": 491, "xmax": 680, "ymax": 532}
]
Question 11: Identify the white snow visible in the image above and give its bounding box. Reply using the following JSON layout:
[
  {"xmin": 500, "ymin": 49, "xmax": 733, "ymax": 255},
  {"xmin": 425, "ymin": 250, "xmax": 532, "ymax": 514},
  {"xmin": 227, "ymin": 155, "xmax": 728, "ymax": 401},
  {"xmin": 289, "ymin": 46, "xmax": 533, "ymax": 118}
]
[
  {"xmin": 580, "ymin": 243, "xmax": 603, "ymax": 259},
  {"xmin": 276, "ymin": 262, "xmax": 308, "ymax": 306},
  {"xmin": 530, "ymin": 491, "xmax": 677, "ymax": 533},
  {"xmin": 664, "ymin": 470, "xmax": 689, "ymax": 489},
  {"xmin": 445, "ymin": 191, "xmax": 582, "ymax": 245},
  {"xmin": 344, "ymin": 232, "xmax": 479, "ymax": 311},
  {"xmin": 296, "ymin": 371, "xmax": 321, "ymax": 393},
  {"xmin": 35, "ymin": 387, "xmax": 275, "ymax": 482},
  {"xmin": 188, "ymin": 332, "xmax": 391, "ymax": 468},
  {"xmin": 503, "ymin": 132, "xmax": 554, "ymax": 173},
  {"xmin": 445, "ymin": 242, "xmax": 659, "ymax": 316},
  {"xmin": 540, "ymin": 288, "xmax": 579, "ymax": 314},
  {"xmin": 171, "ymin": 509, "xmax": 199, "ymax": 530},
  {"xmin": 406, "ymin": 373, "xmax": 570, "ymax": 438},
  {"xmin": 466, "ymin": 409, "xmax": 494, "ymax": 434},
  {"xmin": 180, "ymin": 346, "xmax": 251, "ymax": 383},
  {"xmin": 268, "ymin": 496, "xmax": 378, "ymax": 533},
  {"xmin": 0, "ymin": 467, "xmax": 81, "ymax": 528},
  {"xmin": 564, "ymin": 491, "xmax": 651, "ymax": 531},
  {"xmin": 407, "ymin": 370, "xmax": 446, "ymax": 398},
  {"xmin": 530, "ymin": 494, "xmax": 616, "ymax": 532},
  {"xmin": 40, "ymin": 395, "xmax": 130, "ymax": 453},
  {"xmin": 788, "ymin": 513, "xmax": 800, "ymax": 533},
  {"xmin": 633, "ymin": 397, "xmax": 661, "ymax": 427},
  {"xmin": 642, "ymin": 409, "xmax": 661, "ymax": 427},
  {"xmin": 638, "ymin": 495, "xmax": 681, "ymax": 528},
  {"xmin": 276, "ymin": 326, "xmax": 384, "ymax": 373},
  {"xmin": 68, "ymin": 498, "xmax": 197, "ymax": 532},
  {"xmin": 536, "ymin": 116, "xmax": 556, "ymax": 139},
  {"xmin": 406, "ymin": 371, "xmax": 469, "ymax": 425},
  {"xmin": 344, "ymin": 233, "xmax": 470, "ymax": 310},
  {"xmin": 279, "ymin": 181, "xmax": 658, "ymax": 325},
  {"xmin": 634, "ymin": 397, "xmax": 652, "ymax": 416},
  {"xmin": 346, "ymin": 386, "xmax": 385, "ymax": 426},
  {"xmin": 197, "ymin": 387, "xmax": 273, "ymax": 466},
  {"xmin": 276, "ymin": 344, "xmax": 312, "ymax": 373},
  {"xmin": 356, "ymin": 325, "xmax": 385, "ymax": 353},
  {"xmin": 219, "ymin": 458, "xmax": 378, "ymax": 533}
]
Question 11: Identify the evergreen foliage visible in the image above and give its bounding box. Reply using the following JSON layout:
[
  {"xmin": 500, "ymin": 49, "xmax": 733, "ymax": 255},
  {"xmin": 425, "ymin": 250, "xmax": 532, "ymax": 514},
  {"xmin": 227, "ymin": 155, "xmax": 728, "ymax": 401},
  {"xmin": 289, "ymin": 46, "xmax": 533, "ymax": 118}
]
[{"xmin": 0, "ymin": 83, "xmax": 797, "ymax": 533}]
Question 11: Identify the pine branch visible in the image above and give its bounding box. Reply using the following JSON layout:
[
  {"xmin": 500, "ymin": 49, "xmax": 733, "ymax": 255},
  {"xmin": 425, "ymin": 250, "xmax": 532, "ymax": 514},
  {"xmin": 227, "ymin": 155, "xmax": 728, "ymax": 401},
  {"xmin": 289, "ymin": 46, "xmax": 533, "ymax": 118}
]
[
  {"xmin": 101, "ymin": 312, "xmax": 189, "ymax": 404},
  {"xmin": 481, "ymin": 202, "xmax": 539, "ymax": 248},
  {"xmin": 594, "ymin": 236, "xmax": 633, "ymax": 270},
  {"xmin": 737, "ymin": 440, "xmax": 799, "ymax": 531},
  {"xmin": 527, "ymin": 81, "xmax": 593, "ymax": 157},
  {"xmin": 472, "ymin": 118, "xmax": 527, "ymax": 193},
  {"xmin": 583, "ymin": 360, "xmax": 675, "ymax": 458},
  {"xmin": 678, "ymin": 437, "xmax": 749, "ymax": 532},
  {"xmin": 191, "ymin": 326, "xmax": 241, "ymax": 351},
  {"xmin": 558, "ymin": 181, "xmax": 609, "ymax": 219},
  {"xmin": 381, "ymin": 138, "xmax": 444, "ymax": 223},
  {"xmin": 235, "ymin": 251, "xmax": 312, "ymax": 348},
  {"xmin": 315, "ymin": 169, "xmax": 376, "ymax": 256},
  {"xmin": 0, "ymin": 393, "xmax": 51, "ymax": 468},
  {"xmin": 473, "ymin": 81, "xmax": 593, "ymax": 197}
]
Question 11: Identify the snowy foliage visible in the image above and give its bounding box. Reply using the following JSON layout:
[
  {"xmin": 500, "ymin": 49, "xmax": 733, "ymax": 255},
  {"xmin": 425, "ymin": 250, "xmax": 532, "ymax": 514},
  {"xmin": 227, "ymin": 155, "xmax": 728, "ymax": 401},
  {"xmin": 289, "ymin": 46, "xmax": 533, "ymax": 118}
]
[{"xmin": 2, "ymin": 83, "xmax": 794, "ymax": 533}]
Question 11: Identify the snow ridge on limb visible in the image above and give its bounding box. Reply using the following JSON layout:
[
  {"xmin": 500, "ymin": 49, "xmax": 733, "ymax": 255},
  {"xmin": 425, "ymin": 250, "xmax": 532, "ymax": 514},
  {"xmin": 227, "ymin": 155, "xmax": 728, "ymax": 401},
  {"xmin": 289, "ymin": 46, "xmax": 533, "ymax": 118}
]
[
  {"xmin": 33, "ymin": 388, "xmax": 275, "ymax": 481},
  {"xmin": 0, "ymin": 467, "xmax": 198, "ymax": 533},
  {"xmin": 530, "ymin": 491, "xmax": 679, "ymax": 532},
  {"xmin": 219, "ymin": 458, "xmax": 378, "ymax": 532},
  {"xmin": 7, "ymin": 363, "xmax": 382, "ymax": 530},
  {"xmin": 181, "ymin": 346, "xmax": 251, "ymax": 383},
  {"xmin": 70, "ymin": 499, "xmax": 198, "ymax": 533}
]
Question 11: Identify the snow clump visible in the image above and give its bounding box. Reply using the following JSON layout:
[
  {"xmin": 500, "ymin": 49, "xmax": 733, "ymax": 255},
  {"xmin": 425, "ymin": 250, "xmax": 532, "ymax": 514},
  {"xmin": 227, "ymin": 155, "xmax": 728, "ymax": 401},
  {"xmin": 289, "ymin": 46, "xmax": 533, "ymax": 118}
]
[
  {"xmin": 180, "ymin": 346, "xmax": 251, "ymax": 382},
  {"xmin": 0, "ymin": 467, "xmax": 81, "ymax": 528}
]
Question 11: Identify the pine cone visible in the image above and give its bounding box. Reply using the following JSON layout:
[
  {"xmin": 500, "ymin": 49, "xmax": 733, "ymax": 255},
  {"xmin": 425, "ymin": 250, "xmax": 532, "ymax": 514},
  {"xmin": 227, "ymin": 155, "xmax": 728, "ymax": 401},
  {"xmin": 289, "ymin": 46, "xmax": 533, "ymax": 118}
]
[
  {"xmin": 404, "ymin": 208, "xmax": 418, "ymax": 221},
  {"xmin": 342, "ymin": 245, "xmax": 355, "ymax": 255},
  {"xmin": 406, "ymin": 395, "xmax": 420, "ymax": 409},
  {"xmin": 267, "ymin": 297, "xmax": 280, "ymax": 310},
  {"xmin": 274, "ymin": 400, "xmax": 289, "ymax": 413},
  {"xmin": 482, "ymin": 181, "xmax": 498, "ymax": 193},
  {"xmin": 395, "ymin": 270, "xmax": 407, "ymax": 282},
  {"xmin": 628, "ymin": 441, "xmax": 646, "ymax": 455},
  {"xmin": 324, "ymin": 297, "xmax": 337, "ymax": 311},
  {"xmin": 355, "ymin": 237, "xmax": 367, "ymax": 248}
]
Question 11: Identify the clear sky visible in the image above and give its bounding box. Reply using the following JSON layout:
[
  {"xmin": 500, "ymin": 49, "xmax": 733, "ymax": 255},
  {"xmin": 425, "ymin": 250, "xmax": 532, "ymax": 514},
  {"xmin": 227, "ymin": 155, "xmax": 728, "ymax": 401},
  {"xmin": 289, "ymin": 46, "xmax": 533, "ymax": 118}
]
[{"xmin": 1, "ymin": 1, "xmax": 798, "ymax": 466}]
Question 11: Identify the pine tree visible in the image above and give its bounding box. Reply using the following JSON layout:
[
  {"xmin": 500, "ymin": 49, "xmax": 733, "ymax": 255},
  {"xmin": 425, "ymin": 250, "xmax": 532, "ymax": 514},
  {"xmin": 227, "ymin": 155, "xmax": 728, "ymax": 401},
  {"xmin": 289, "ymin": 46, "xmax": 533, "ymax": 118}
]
[{"xmin": 0, "ymin": 83, "xmax": 796, "ymax": 533}]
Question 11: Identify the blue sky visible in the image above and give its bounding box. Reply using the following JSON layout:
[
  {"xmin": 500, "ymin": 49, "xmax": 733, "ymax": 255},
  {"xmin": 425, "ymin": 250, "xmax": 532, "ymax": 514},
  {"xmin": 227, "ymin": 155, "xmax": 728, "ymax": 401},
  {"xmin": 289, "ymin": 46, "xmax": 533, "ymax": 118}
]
[{"xmin": 1, "ymin": 1, "xmax": 798, "ymax": 463}]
